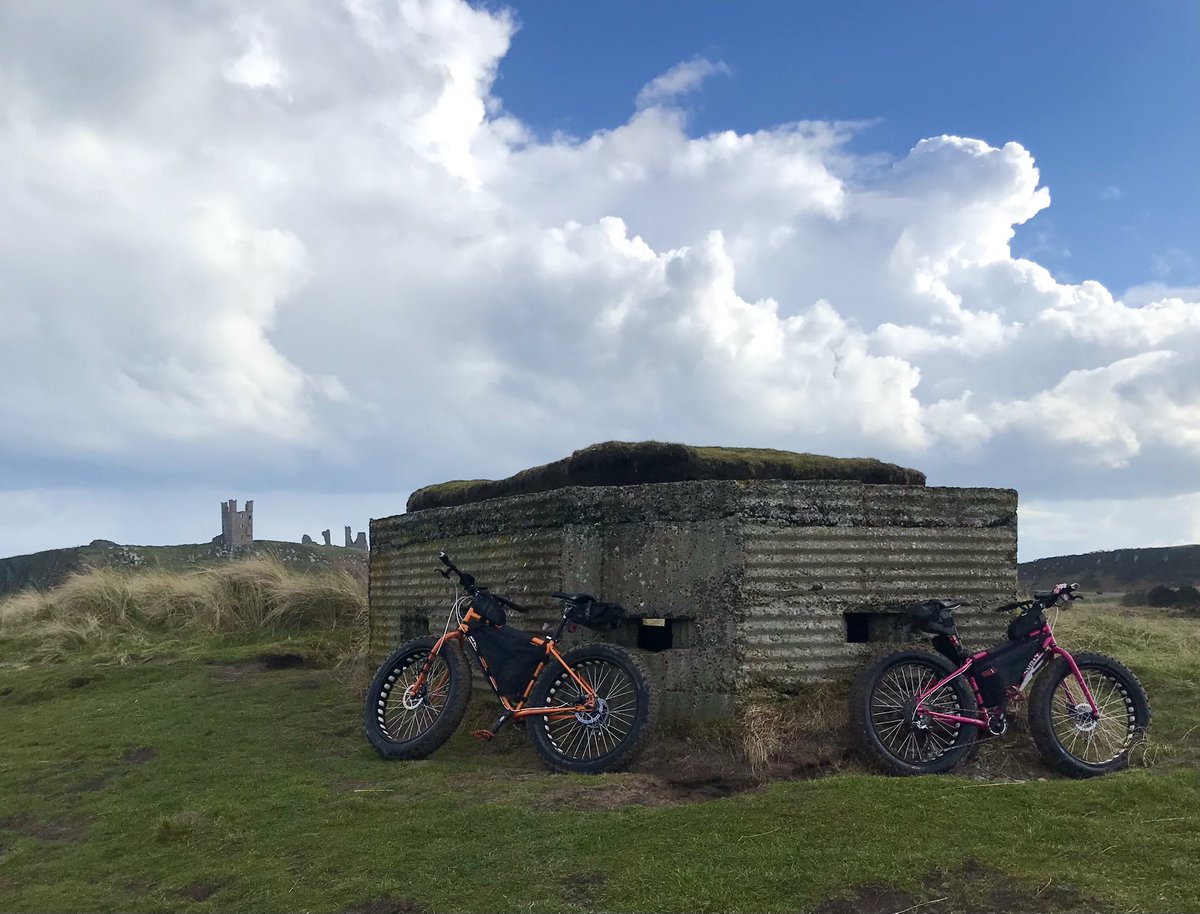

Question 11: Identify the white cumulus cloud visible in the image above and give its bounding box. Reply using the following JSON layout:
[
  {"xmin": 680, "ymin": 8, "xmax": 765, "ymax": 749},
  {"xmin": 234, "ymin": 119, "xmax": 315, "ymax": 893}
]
[
  {"xmin": 635, "ymin": 57, "xmax": 731, "ymax": 110},
  {"xmin": 0, "ymin": 0, "xmax": 1198, "ymax": 560}
]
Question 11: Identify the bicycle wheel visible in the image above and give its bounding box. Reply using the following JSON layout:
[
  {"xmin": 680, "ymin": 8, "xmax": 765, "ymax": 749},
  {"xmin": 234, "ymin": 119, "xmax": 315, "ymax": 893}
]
[
  {"xmin": 850, "ymin": 649, "xmax": 978, "ymax": 775},
  {"xmin": 363, "ymin": 636, "xmax": 471, "ymax": 760},
  {"xmin": 1028, "ymin": 651, "xmax": 1150, "ymax": 778},
  {"xmin": 526, "ymin": 643, "xmax": 655, "ymax": 774}
]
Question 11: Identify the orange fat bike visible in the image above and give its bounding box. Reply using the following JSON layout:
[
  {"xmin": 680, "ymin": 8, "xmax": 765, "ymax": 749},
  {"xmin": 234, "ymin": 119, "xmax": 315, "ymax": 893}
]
[{"xmin": 363, "ymin": 552, "xmax": 655, "ymax": 774}]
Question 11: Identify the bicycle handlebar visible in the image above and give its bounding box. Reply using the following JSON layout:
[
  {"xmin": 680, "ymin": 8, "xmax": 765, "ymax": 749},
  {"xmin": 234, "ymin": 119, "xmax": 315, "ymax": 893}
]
[
  {"xmin": 435, "ymin": 552, "xmax": 530, "ymax": 612},
  {"xmin": 997, "ymin": 583, "xmax": 1082, "ymax": 613}
]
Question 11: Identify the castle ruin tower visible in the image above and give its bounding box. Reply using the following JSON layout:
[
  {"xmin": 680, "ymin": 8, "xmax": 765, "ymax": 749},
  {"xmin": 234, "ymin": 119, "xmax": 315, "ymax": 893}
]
[{"xmin": 220, "ymin": 499, "xmax": 254, "ymax": 549}]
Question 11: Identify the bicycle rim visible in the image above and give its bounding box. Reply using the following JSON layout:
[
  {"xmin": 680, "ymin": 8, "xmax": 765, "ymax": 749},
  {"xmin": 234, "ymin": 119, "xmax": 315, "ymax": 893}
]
[
  {"xmin": 540, "ymin": 658, "xmax": 639, "ymax": 761},
  {"xmin": 378, "ymin": 651, "xmax": 453, "ymax": 743},
  {"xmin": 870, "ymin": 661, "xmax": 965, "ymax": 764},
  {"xmin": 1049, "ymin": 666, "xmax": 1138, "ymax": 765}
]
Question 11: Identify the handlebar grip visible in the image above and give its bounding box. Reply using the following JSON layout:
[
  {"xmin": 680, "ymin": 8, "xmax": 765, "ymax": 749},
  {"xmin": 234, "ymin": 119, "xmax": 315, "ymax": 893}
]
[{"xmin": 438, "ymin": 552, "xmax": 452, "ymax": 567}]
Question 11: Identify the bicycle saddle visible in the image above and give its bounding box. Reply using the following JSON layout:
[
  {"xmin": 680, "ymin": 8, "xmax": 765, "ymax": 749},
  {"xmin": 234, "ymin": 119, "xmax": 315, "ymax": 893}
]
[{"xmin": 551, "ymin": 591, "xmax": 596, "ymax": 604}]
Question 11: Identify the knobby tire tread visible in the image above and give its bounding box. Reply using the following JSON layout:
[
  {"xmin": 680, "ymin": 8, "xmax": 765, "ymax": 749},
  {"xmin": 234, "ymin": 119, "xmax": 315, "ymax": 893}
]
[
  {"xmin": 849, "ymin": 649, "xmax": 977, "ymax": 776},
  {"xmin": 363, "ymin": 636, "xmax": 472, "ymax": 760},
  {"xmin": 526, "ymin": 642, "xmax": 656, "ymax": 775},
  {"xmin": 1027, "ymin": 651, "xmax": 1151, "ymax": 778}
]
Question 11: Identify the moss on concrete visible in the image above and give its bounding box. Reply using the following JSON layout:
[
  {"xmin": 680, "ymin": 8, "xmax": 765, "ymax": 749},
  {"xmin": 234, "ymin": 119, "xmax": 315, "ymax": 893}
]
[{"xmin": 407, "ymin": 440, "xmax": 925, "ymax": 511}]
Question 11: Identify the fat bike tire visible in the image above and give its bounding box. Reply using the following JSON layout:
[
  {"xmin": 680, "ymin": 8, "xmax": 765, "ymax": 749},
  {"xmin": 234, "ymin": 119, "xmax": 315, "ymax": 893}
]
[
  {"xmin": 1028, "ymin": 651, "xmax": 1150, "ymax": 778},
  {"xmin": 363, "ymin": 636, "xmax": 471, "ymax": 760},
  {"xmin": 850, "ymin": 649, "xmax": 978, "ymax": 776},
  {"xmin": 526, "ymin": 643, "xmax": 655, "ymax": 774}
]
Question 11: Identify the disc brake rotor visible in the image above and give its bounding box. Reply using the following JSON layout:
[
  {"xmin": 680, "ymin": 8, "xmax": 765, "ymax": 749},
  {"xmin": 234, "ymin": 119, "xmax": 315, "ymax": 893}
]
[
  {"xmin": 575, "ymin": 697, "xmax": 608, "ymax": 728},
  {"xmin": 401, "ymin": 686, "xmax": 426, "ymax": 711},
  {"xmin": 1068, "ymin": 701, "xmax": 1099, "ymax": 732}
]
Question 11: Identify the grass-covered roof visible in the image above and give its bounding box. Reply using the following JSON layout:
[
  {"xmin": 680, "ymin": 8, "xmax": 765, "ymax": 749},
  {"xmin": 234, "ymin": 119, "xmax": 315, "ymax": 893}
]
[{"xmin": 406, "ymin": 441, "xmax": 924, "ymax": 512}]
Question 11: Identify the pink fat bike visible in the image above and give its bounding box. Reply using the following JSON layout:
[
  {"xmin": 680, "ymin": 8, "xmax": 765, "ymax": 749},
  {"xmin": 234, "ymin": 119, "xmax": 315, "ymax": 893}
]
[{"xmin": 850, "ymin": 584, "xmax": 1151, "ymax": 777}]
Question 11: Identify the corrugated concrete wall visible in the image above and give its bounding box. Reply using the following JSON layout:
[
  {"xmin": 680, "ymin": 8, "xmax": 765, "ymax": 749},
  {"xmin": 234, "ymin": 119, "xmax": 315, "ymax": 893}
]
[
  {"xmin": 369, "ymin": 479, "xmax": 1017, "ymax": 720},
  {"xmin": 737, "ymin": 486, "xmax": 1017, "ymax": 690}
]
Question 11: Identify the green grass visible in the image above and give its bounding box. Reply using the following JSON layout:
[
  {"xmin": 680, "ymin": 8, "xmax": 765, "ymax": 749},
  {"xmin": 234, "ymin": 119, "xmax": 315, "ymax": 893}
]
[{"xmin": 1, "ymin": 604, "xmax": 1198, "ymax": 912}]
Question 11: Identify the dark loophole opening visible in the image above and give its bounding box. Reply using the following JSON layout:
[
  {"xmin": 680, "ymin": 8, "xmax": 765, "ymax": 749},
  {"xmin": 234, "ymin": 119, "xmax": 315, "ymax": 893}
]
[
  {"xmin": 844, "ymin": 612, "xmax": 908, "ymax": 644},
  {"xmin": 845, "ymin": 612, "xmax": 870, "ymax": 644},
  {"xmin": 636, "ymin": 618, "xmax": 694, "ymax": 652}
]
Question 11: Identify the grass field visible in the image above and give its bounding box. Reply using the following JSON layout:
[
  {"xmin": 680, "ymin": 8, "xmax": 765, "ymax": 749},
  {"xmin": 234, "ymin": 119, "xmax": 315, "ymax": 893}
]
[{"xmin": 2, "ymin": 573, "xmax": 1199, "ymax": 913}]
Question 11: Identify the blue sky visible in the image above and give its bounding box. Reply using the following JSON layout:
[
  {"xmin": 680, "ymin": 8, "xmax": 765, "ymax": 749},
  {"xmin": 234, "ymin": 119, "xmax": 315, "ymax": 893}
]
[
  {"xmin": 497, "ymin": 1, "xmax": 1199, "ymax": 293},
  {"xmin": 1, "ymin": 0, "xmax": 1198, "ymax": 562}
]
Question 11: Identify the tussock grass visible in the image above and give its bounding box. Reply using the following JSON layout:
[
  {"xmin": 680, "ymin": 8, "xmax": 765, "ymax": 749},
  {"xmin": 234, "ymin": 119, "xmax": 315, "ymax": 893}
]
[
  {"xmin": 0, "ymin": 556, "xmax": 366, "ymax": 664},
  {"xmin": 738, "ymin": 681, "xmax": 850, "ymax": 773}
]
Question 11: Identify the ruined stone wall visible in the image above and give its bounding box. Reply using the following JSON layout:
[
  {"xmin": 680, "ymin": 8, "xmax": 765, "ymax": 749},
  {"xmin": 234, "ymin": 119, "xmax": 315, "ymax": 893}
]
[{"xmin": 369, "ymin": 480, "xmax": 1017, "ymax": 720}]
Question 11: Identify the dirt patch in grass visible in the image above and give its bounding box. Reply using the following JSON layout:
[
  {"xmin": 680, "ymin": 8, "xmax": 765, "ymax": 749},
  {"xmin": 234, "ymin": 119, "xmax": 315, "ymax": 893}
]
[
  {"xmin": 66, "ymin": 675, "xmax": 96, "ymax": 689},
  {"xmin": 69, "ymin": 774, "xmax": 114, "ymax": 793},
  {"xmin": 0, "ymin": 812, "xmax": 90, "ymax": 842},
  {"xmin": 122, "ymin": 746, "xmax": 158, "ymax": 765},
  {"xmin": 177, "ymin": 877, "xmax": 231, "ymax": 902},
  {"xmin": 561, "ymin": 871, "xmax": 607, "ymax": 908},
  {"xmin": 261, "ymin": 651, "xmax": 308, "ymax": 670},
  {"xmin": 602, "ymin": 721, "xmax": 848, "ymax": 807},
  {"xmin": 341, "ymin": 898, "xmax": 430, "ymax": 914},
  {"xmin": 810, "ymin": 858, "xmax": 1096, "ymax": 914},
  {"xmin": 209, "ymin": 653, "xmax": 327, "ymax": 683}
]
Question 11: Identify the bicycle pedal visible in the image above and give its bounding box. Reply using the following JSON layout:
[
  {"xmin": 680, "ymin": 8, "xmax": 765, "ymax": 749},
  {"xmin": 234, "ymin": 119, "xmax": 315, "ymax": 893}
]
[{"xmin": 471, "ymin": 729, "xmax": 495, "ymax": 741}]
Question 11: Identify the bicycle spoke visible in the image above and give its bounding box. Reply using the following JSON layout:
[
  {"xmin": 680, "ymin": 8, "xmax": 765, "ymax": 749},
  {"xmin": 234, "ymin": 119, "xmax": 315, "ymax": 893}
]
[
  {"xmin": 1049, "ymin": 666, "xmax": 1136, "ymax": 765},
  {"xmin": 870, "ymin": 660, "xmax": 963, "ymax": 763},
  {"xmin": 540, "ymin": 659, "xmax": 639, "ymax": 761},
  {"xmin": 378, "ymin": 651, "xmax": 453, "ymax": 744}
]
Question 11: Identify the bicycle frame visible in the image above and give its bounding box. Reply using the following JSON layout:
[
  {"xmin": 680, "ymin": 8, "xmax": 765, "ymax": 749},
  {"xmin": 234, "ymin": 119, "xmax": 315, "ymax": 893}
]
[
  {"xmin": 408, "ymin": 605, "xmax": 599, "ymax": 722},
  {"xmin": 914, "ymin": 623, "xmax": 1100, "ymax": 729}
]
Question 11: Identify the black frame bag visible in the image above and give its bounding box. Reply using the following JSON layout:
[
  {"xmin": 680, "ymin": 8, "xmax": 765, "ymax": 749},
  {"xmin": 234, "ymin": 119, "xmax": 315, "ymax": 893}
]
[
  {"xmin": 467, "ymin": 624, "xmax": 545, "ymax": 701},
  {"xmin": 972, "ymin": 633, "xmax": 1046, "ymax": 708}
]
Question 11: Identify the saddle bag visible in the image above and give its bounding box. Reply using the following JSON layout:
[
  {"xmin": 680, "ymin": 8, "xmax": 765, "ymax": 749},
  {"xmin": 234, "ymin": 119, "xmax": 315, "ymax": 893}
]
[
  {"xmin": 467, "ymin": 623, "xmax": 546, "ymax": 701},
  {"xmin": 567, "ymin": 599, "xmax": 626, "ymax": 632}
]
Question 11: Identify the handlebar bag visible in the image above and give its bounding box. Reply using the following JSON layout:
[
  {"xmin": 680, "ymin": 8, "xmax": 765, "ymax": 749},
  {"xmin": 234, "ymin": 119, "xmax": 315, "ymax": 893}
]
[
  {"xmin": 568, "ymin": 600, "xmax": 626, "ymax": 631},
  {"xmin": 1006, "ymin": 608, "xmax": 1047, "ymax": 642},
  {"xmin": 972, "ymin": 634, "xmax": 1046, "ymax": 708},
  {"xmin": 466, "ymin": 623, "xmax": 545, "ymax": 701},
  {"xmin": 469, "ymin": 592, "xmax": 507, "ymax": 627}
]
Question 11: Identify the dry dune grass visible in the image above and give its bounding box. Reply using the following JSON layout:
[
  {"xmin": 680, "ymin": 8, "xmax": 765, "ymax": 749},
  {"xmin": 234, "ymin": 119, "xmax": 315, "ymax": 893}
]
[
  {"xmin": 0, "ymin": 556, "xmax": 366, "ymax": 661},
  {"xmin": 739, "ymin": 681, "xmax": 850, "ymax": 774}
]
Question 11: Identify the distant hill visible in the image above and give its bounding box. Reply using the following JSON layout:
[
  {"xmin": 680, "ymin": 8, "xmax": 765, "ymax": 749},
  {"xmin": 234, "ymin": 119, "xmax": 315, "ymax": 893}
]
[
  {"xmin": 1019, "ymin": 544, "xmax": 1200, "ymax": 593},
  {"xmin": 0, "ymin": 539, "xmax": 367, "ymax": 600}
]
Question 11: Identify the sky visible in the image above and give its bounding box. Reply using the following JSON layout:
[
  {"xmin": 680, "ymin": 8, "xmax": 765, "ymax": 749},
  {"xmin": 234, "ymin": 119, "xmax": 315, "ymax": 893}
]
[{"xmin": 1, "ymin": 0, "xmax": 1198, "ymax": 562}]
